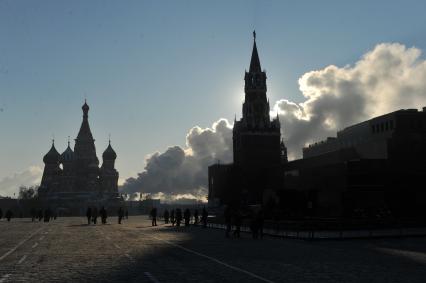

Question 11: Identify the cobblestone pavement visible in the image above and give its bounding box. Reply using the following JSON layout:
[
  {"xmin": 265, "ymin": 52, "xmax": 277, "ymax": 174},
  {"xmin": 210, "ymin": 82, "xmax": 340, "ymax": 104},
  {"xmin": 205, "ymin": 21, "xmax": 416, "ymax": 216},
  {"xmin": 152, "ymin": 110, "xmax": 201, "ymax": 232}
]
[{"xmin": 0, "ymin": 216, "xmax": 425, "ymax": 283}]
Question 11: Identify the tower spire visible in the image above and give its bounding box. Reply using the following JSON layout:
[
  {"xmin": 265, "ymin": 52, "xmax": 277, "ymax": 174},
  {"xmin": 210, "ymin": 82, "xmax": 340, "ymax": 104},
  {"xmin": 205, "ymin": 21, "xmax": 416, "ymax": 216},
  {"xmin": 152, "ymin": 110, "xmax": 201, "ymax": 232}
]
[{"xmin": 249, "ymin": 31, "xmax": 261, "ymax": 73}]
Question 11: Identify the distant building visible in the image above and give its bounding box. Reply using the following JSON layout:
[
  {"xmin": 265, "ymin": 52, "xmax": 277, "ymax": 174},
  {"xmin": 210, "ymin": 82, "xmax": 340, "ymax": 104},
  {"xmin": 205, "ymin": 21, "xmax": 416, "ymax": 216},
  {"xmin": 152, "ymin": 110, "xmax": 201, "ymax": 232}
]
[
  {"xmin": 38, "ymin": 101, "xmax": 122, "ymax": 215},
  {"xmin": 286, "ymin": 108, "xmax": 426, "ymax": 218},
  {"xmin": 303, "ymin": 108, "xmax": 426, "ymax": 160},
  {"xmin": 208, "ymin": 33, "xmax": 287, "ymax": 206}
]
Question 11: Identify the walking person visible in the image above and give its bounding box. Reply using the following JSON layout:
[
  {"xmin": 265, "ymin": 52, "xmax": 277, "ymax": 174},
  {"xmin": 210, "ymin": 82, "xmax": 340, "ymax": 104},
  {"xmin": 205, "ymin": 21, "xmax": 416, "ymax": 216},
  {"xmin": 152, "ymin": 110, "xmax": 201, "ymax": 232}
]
[
  {"xmin": 201, "ymin": 207, "xmax": 208, "ymax": 228},
  {"xmin": 184, "ymin": 208, "xmax": 191, "ymax": 226},
  {"xmin": 176, "ymin": 208, "xmax": 182, "ymax": 227},
  {"xmin": 30, "ymin": 208, "xmax": 36, "ymax": 222},
  {"xmin": 92, "ymin": 207, "xmax": 99, "ymax": 224},
  {"xmin": 125, "ymin": 210, "xmax": 129, "ymax": 219},
  {"xmin": 150, "ymin": 207, "xmax": 157, "ymax": 226},
  {"xmin": 44, "ymin": 208, "xmax": 51, "ymax": 222},
  {"xmin": 163, "ymin": 209, "xmax": 170, "ymax": 224},
  {"xmin": 118, "ymin": 207, "xmax": 124, "ymax": 224},
  {"xmin": 170, "ymin": 209, "xmax": 175, "ymax": 226},
  {"xmin": 193, "ymin": 209, "xmax": 199, "ymax": 226},
  {"xmin": 100, "ymin": 206, "xmax": 107, "ymax": 224},
  {"xmin": 0, "ymin": 208, "xmax": 2, "ymax": 220},
  {"xmin": 86, "ymin": 207, "xmax": 92, "ymax": 225},
  {"xmin": 5, "ymin": 209, "xmax": 13, "ymax": 222},
  {"xmin": 38, "ymin": 209, "xmax": 43, "ymax": 222}
]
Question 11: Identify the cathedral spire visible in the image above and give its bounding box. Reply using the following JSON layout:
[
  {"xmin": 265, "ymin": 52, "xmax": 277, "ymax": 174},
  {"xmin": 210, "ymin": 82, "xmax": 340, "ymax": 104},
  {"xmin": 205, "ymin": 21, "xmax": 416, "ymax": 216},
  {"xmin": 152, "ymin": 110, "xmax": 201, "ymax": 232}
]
[
  {"xmin": 249, "ymin": 30, "xmax": 261, "ymax": 73},
  {"xmin": 74, "ymin": 100, "xmax": 99, "ymax": 166}
]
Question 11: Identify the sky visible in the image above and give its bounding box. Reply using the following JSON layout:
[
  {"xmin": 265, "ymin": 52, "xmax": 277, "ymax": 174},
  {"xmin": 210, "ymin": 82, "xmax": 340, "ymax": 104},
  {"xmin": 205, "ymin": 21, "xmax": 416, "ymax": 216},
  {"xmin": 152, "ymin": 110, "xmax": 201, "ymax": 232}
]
[{"xmin": 1, "ymin": 0, "xmax": 426, "ymax": 198}]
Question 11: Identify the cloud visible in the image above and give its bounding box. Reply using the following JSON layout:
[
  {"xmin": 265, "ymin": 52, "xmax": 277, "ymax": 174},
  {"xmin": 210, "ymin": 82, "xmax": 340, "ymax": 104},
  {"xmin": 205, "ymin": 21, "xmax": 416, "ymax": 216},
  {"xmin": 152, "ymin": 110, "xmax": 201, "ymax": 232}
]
[
  {"xmin": 120, "ymin": 119, "xmax": 232, "ymax": 199},
  {"xmin": 275, "ymin": 43, "xmax": 426, "ymax": 159},
  {"xmin": 121, "ymin": 42, "xmax": 426, "ymax": 198},
  {"xmin": 0, "ymin": 166, "xmax": 43, "ymax": 197}
]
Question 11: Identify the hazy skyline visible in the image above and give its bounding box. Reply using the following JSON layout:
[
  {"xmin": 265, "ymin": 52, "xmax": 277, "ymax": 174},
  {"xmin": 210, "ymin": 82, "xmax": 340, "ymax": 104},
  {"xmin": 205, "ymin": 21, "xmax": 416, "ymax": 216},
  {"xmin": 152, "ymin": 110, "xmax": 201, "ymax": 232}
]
[{"xmin": 2, "ymin": 0, "xmax": 426, "ymax": 198}]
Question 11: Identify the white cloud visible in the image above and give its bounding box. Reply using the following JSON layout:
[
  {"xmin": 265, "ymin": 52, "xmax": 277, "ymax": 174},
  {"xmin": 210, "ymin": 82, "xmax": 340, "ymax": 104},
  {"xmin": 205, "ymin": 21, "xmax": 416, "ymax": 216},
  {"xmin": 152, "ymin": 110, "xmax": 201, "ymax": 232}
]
[
  {"xmin": 0, "ymin": 166, "xmax": 43, "ymax": 197},
  {"xmin": 275, "ymin": 43, "xmax": 426, "ymax": 159}
]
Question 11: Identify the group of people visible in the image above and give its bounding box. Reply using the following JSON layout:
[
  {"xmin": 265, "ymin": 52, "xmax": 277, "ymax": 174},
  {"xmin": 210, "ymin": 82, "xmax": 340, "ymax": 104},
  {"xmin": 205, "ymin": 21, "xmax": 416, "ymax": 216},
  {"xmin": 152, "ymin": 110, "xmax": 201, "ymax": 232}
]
[
  {"xmin": 224, "ymin": 206, "xmax": 265, "ymax": 239},
  {"xmin": 150, "ymin": 207, "xmax": 209, "ymax": 228},
  {"xmin": 0, "ymin": 207, "xmax": 58, "ymax": 222},
  {"xmin": 30, "ymin": 208, "xmax": 58, "ymax": 222},
  {"xmin": 86, "ymin": 206, "xmax": 129, "ymax": 225},
  {"xmin": 86, "ymin": 206, "xmax": 109, "ymax": 225}
]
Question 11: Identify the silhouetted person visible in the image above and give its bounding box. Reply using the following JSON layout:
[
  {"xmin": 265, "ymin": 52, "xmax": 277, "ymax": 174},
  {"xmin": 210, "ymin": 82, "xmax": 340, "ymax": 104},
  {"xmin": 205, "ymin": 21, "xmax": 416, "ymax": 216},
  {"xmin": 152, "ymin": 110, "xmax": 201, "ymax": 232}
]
[
  {"xmin": 150, "ymin": 207, "xmax": 157, "ymax": 226},
  {"xmin": 201, "ymin": 207, "xmax": 208, "ymax": 228},
  {"xmin": 54, "ymin": 211, "xmax": 58, "ymax": 220},
  {"xmin": 30, "ymin": 208, "xmax": 36, "ymax": 222},
  {"xmin": 5, "ymin": 209, "xmax": 13, "ymax": 222},
  {"xmin": 184, "ymin": 208, "xmax": 191, "ymax": 226},
  {"xmin": 163, "ymin": 209, "xmax": 170, "ymax": 224},
  {"xmin": 38, "ymin": 209, "xmax": 43, "ymax": 221},
  {"xmin": 224, "ymin": 206, "xmax": 232, "ymax": 238},
  {"xmin": 92, "ymin": 207, "xmax": 98, "ymax": 224},
  {"xmin": 233, "ymin": 209, "xmax": 242, "ymax": 239},
  {"xmin": 0, "ymin": 208, "xmax": 2, "ymax": 220},
  {"xmin": 100, "ymin": 206, "xmax": 107, "ymax": 224},
  {"xmin": 118, "ymin": 207, "xmax": 124, "ymax": 224},
  {"xmin": 176, "ymin": 208, "xmax": 182, "ymax": 227},
  {"xmin": 170, "ymin": 209, "xmax": 175, "ymax": 226},
  {"xmin": 86, "ymin": 207, "xmax": 92, "ymax": 225},
  {"xmin": 125, "ymin": 210, "xmax": 129, "ymax": 219},
  {"xmin": 193, "ymin": 209, "xmax": 199, "ymax": 226},
  {"xmin": 44, "ymin": 208, "xmax": 51, "ymax": 222}
]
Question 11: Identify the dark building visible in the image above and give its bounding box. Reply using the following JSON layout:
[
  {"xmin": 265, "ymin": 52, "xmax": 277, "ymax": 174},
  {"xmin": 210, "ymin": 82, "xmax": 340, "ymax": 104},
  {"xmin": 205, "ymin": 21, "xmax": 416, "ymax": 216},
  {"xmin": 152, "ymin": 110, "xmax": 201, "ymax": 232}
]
[
  {"xmin": 38, "ymin": 101, "xmax": 122, "ymax": 215},
  {"xmin": 209, "ymin": 33, "xmax": 287, "ymax": 206},
  {"xmin": 286, "ymin": 108, "xmax": 426, "ymax": 218}
]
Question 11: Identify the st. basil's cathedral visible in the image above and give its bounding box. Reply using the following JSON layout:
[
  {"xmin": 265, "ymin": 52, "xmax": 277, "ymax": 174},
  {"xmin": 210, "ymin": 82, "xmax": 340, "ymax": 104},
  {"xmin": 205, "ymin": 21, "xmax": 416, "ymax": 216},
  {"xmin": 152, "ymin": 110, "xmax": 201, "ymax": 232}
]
[{"xmin": 38, "ymin": 101, "xmax": 121, "ymax": 214}]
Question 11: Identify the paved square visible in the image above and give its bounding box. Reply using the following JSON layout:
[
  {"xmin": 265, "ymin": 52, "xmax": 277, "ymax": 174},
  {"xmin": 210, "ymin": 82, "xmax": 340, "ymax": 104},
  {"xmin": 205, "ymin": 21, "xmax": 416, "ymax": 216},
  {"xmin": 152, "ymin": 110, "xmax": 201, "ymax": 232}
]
[{"xmin": 0, "ymin": 216, "xmax": 425, "ymax": 282}]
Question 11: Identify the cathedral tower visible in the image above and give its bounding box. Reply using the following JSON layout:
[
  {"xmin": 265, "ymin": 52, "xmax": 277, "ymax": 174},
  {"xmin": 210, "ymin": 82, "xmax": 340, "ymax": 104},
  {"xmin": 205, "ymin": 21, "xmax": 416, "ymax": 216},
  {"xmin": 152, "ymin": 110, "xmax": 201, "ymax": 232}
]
[
  {"xmin": 40, "ymin": 140, "xmax": 62, "ymax": 195},
  {"xmin": 73, "ymin": 100, "xmax": 99, "ymax": 191},
  {"xmin": 100, "ymin": 139, "xmax": 119, "ymax": 194}
]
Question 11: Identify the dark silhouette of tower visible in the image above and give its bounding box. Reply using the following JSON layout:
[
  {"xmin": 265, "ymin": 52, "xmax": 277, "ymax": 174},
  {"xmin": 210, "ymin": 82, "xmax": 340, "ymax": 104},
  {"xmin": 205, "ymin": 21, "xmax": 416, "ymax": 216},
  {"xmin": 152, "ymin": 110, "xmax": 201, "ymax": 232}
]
[
  {"xmin": 233, "ymin": 33, "xmax": 282, "ymax": 167},
  {"xmin": 209, "ymin": 32, "xmax": 286, "ymax": 206},
  {"xmin": 100, "ymin": 139, "xmax": 119, "ymax": 194},
  {"xmin": 74, "ymin": 100, "xmax": 100, "ymax": 192},
  {"xmin": 41, "ymin": 140, "xmax": 61, "ymax": 191}
]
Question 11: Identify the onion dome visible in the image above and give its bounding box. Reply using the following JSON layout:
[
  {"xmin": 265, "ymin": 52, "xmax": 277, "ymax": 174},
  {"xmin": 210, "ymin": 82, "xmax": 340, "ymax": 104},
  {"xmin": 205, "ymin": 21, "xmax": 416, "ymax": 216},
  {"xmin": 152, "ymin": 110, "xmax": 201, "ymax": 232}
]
[
  {"xmin": 102, "ymin": 140, "xmax": 117, "ymax": 160},
  {"xmin": 60, "ymin": 140, "xmax": 74, "ymax": 162},
  {"xmin": 43, "ymin": 140, "xmax": 60, "ymax": 164}
]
